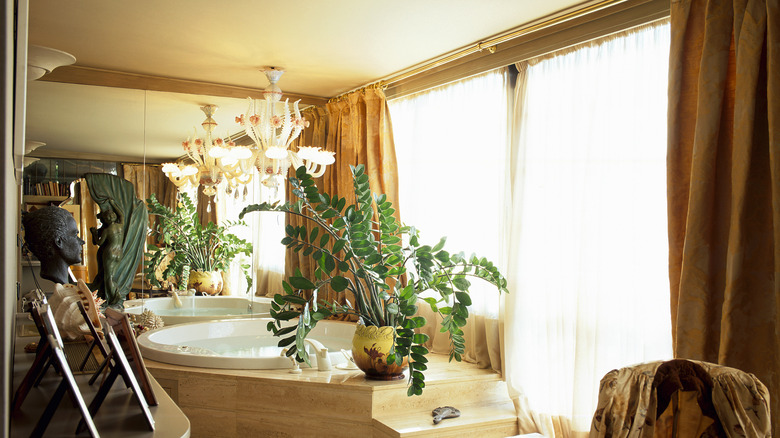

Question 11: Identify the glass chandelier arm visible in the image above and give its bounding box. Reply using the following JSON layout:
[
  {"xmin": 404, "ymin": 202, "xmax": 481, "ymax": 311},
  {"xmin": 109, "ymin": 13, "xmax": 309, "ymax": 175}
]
[
  {"xmin": 279, "ymin": 99, "xmax": 294, "ymax": 148},
  {"xmin": 163, "ymin": 166, "xmax": 200, "ymax": 189},
  {"xmin": 307, "ymin": 163, "xmax": 328, "ymax": 178},
  {"xmin": 283, "ymin": 100, "xmax": 304, "ymax": 148}
]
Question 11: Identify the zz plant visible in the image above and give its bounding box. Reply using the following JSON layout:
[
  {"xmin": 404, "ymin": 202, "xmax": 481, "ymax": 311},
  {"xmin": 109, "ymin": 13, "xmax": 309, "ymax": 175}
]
[
  {"xmin": 145, "ymin": 192, "xmax": 253, "ymax": 293},
  {"xmin": 240, "ymin": 165, "xmax": 507, "ymax": 396}
]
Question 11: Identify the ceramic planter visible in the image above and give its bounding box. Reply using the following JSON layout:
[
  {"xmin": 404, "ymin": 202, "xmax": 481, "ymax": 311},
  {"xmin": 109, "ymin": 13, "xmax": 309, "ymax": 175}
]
[
  {"xmin": 351, "ymin": 320, "xmax": 407, "ymax": 380},
  {"xmin": 187, "ymin": 270, "xmax": 224, "ymax": 295}
]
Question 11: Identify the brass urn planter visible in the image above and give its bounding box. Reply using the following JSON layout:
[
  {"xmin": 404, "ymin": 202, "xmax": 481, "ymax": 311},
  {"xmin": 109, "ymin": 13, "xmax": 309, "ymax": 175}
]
[
  {"xmin": 351, "ymin": 321, "xmax": 407, "ymax": 380},
  {"xmin": 187, "ymin": 270, "xmax": 224, "ymax": 296}
]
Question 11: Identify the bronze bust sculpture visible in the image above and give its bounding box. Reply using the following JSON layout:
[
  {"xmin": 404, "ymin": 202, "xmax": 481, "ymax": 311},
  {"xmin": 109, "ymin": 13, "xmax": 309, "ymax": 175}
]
[{"xmin": 21, "ymin": 206, "xmax": 85, "ymax": 285}]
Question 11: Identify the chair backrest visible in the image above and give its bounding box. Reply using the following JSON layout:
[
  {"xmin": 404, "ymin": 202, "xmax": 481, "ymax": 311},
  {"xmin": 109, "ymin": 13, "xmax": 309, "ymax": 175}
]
[{"xmin": 589, "ymin": 359, "xmax": 771, "ymax": 438}]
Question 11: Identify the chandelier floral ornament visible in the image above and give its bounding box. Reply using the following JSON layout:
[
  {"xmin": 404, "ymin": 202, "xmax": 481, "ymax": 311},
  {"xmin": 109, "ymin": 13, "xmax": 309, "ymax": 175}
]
[
  {"xmin": 162, "ymin": 104, "xmax": 255, "ymax": 200},
  {"xmin": 163, "ymin": 67, "xmax": 335, "ymax": 202},
  {"xmin": 235, "ymin": 67, "xmax": 335, "ymax": 189}
]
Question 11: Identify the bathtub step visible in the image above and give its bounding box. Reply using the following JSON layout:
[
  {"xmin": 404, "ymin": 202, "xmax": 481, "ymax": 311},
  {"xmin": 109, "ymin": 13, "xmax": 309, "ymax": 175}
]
[
  {"xmin": 371, "ymin": 360, "xmax": 512, "ymax": 417},
  {"xmin": 373, "ymin": 400, "xmax": 518, "ymax": 438}
]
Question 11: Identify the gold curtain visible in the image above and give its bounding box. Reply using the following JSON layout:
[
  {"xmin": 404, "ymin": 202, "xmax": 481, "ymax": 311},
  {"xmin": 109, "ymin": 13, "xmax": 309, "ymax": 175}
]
[
  {"xmin": 282, "ymin": 89, "xmax": 401, "ymax": 311},
  {"xmin": 283, "ymin": 106, "xmax": 330, "ymax": 297},
  {"xmin": 323, "ymin": 88, "xmax": 400, "ymax": 209},
  {"xmin": 667, "ymin": 0, "xmax": 779, "ymax": 432},
  {"xmin": 122, "ymin": 163, "xmax": 177, "ymax": 241},
  {"xmin": 122, "ymin": 163, "xmax": 178, "ymax": 290}
]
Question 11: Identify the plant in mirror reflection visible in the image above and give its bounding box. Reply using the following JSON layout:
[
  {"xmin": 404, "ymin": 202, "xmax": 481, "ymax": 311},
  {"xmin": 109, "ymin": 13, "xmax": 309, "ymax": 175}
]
[{"xmin": 145, "ymin": 193, "xmax": 253, "ymax": 293}]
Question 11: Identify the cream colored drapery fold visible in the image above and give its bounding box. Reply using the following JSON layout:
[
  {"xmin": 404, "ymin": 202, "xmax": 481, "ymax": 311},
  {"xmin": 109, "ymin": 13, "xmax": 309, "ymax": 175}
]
[
  {"xmin": 387, "ymin": 69, "xmax": 509, "ymax": 376},
  {"xmin": 505, "ymin": 21, "xmax": 672, "ymax": 437},
  {"xmin": 667, "ymin": 0, "xmax": 780, "ymax": 432}
]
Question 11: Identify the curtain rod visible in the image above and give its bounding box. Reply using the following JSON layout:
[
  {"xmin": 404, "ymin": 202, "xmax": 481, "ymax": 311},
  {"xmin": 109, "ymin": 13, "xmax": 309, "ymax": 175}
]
[{"xmin": 333, "ymin": 0, "xmax": 627, "ymax": 99}]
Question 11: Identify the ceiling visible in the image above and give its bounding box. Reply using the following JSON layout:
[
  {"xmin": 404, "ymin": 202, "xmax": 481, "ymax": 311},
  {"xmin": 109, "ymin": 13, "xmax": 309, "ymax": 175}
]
[{"xmin": 25, "ymin": 0, "xmax": 586, "ymax": 162}]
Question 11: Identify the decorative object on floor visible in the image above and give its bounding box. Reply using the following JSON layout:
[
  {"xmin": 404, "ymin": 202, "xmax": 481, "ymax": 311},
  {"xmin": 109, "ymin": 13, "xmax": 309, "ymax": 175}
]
[
  {"xmin": 240, "ymin": 165, "xmax": 508, "ymax": 396},
  {"xmin": 235, "ymin": 67, "xmax": 335, "ymax": 190},
  {"xmin": 162, "ymin": 104, "xmax": 254, "ymax": 201},
  {"xmin": 24, "ymin": 342, "xmax": 38, "ymax": 353},
  {"xmin": 49, "ymin": 280, "xmax": 103, "ymax": 340},
  {"xmin": 145, "ymin": 192, "xmax": 253, "ymax": 295},
  {"xmin": 432, "ymin": 406, "xmax": 461, "ymax": 425},
  {"xmin": 132, "ymin": 309, "xmax": 165, "ymax": 333},
  {"xmin": 85, "ymin": 173, "xmax": 148, "ymax": 307}
]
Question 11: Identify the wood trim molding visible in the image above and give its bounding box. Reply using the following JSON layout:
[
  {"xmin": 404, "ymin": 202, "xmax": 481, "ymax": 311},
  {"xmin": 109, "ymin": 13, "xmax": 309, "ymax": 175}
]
[
  {"xmin": 27, "ymin": 148, "xmax": 165, "ymax": 164},
  {"xmin": 39, "ymin": 65, "xmax": 329, "ymax": 107},
  {"xmin": 385, "ymin": 0, "xmax": 670, "ymax": 99}
]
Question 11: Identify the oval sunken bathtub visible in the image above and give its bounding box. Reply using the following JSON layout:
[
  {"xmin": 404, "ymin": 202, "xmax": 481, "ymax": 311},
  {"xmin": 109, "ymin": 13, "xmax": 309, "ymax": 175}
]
[
  {"xmin": 136, "ymin": 318, "xmax": 355, "ymax": 370},
  {"xmin": 123, "ymin": 296, "xmax": 272, "ymax": 325}
]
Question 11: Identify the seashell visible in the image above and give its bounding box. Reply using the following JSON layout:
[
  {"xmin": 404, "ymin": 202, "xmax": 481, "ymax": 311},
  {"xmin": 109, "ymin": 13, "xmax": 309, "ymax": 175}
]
[
  {"xmin": 49, "ymin": 280, "xmax": 103, "ymax": 341},
  {"xmin": 134, "ymin": 309, "xmax": 164, "ymax": 331}
]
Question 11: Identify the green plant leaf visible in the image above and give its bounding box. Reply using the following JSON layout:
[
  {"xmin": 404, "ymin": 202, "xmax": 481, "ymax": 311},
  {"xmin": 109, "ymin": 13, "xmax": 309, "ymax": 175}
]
[
  {"xmin": 452, "ymin": 277, "xmax": 471, "ymax": 291},
  {"xmin": 319, "ymin": 234, "xmax": 330, "ymax": 247},
  {"xmin": 455, "ymin": 291, "xmax": 472, "ymax": 306},
  {"xmin": 324, "ymin": 255, "xmax": 336, "ymax": 272},
  {"xmin": 275, "ymin": 310, "xmax": 300, "ymax": 321},
  {"xmin": 289, "ymin": 276, "xmax": 316, "ymax": 290},
  {"xmin": 412, "ymin": 333, "xmax": 430, "ymax": 344},
  {"xmin": 281, "ymin": 295, "xmax": 308, "ymax": 305},
  {"xmin": 330, "ymin": 276, "xmax": 349, "ymax": 292}
]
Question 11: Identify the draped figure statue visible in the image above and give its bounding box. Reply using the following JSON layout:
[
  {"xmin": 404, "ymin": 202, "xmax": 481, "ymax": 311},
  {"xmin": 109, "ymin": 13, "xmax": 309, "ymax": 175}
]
[{"xmin": 85, "ymin": 173, "xmax": 147, "ymax": 306}]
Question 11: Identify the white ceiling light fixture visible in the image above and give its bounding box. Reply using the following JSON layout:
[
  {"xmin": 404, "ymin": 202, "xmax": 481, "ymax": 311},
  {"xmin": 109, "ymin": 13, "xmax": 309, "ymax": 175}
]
[
  {"xmin": 162, "ymin": 104, "xmax": 255, "ymax": 204},
  {"xmin": 235, "ymin": 67, "xmax": 335, "ymax": 189},
  {"xmin": 24, "ymin": 140, "xmax": 45, "ymax": 167},
  {"xmin": 163, "ymin": 67, "xmax": 336, "ymax": 203},
  {"xmin": 27, "ymin": 45, "xmax": 76, "ymax": 81}
]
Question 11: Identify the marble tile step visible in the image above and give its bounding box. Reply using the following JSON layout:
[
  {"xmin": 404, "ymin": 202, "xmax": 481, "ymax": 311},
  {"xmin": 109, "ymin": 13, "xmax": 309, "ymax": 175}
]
[
  {"xmin": 373, "ymin": 400, "xmax": 518, "ymax": 438},
  {"xmin": 372, "ymin": 376, "xmax": 511, "ymax": 417}
]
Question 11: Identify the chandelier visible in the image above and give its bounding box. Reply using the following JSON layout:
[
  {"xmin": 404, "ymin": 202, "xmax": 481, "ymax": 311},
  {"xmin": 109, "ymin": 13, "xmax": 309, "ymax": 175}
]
[
  {"xmin": 162, "ymin": 104, "xmax": 254, "ymax": 199},
  {"xmin": 162, "ymin": 67, "xmax": 335, "ymax": 202}
]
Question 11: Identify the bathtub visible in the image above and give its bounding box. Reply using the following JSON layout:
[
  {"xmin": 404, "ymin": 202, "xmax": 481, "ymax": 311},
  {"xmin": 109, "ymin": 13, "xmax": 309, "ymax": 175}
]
[
  {"xmin": 123, "ymin": 296, "xmax": 272, "ymax": 325},
  {"xmin": 136, "ymin": 318, "xmax": 356, "ymax": 370}
]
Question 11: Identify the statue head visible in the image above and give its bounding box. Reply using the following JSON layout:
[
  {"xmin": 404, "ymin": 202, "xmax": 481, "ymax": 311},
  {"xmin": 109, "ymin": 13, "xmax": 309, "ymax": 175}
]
[
  {"xmin": 22, "ymin": 206, "xmax": 85, "ymax": 283},
  {"xmin": 101, "ymin": 207, "xmax": 117, "ymax": 224}
]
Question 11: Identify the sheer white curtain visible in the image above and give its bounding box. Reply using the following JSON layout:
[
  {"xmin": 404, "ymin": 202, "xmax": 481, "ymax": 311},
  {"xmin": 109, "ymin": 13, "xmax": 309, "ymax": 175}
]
[
  {"xmin": 217, "ymin": 180, "xmax": 285, "ymax": 297},
  {"xmin": 504, "ymin": 21, "xmax": 672, "ymax": 436},
  {"xmin": 389, "ymin": 69, "xmax": 508, "ymax": 318}
]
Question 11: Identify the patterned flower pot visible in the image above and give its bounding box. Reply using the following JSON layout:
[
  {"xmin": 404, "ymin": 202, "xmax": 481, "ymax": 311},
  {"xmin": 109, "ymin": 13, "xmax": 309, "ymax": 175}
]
[
  {"xmin": 351, "ymin": 320, "xmax": 407, "ymax": 380},
  {"xmin": 187, "ymin": 270, "xmax": 224, "ymax": 295}
]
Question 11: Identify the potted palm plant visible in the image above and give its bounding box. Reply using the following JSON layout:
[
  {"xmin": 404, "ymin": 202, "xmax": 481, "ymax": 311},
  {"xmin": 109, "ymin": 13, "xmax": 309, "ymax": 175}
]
[
  {"xmin": 145, "ymin": 193, "xmax": 253, "ymax": 295},
  {"xmin": 240, "ymin": 165, "xmax": 507, "ymax": 396}
]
